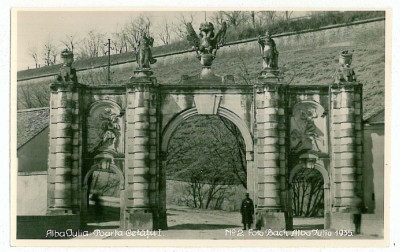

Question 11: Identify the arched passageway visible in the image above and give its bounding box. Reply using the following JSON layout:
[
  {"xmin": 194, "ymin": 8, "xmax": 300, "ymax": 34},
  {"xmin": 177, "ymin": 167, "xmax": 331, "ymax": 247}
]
[
  {"xmin": 81, "ymin": 163, "xmax": 125, "ymax": 230},
  {"xmin": 159, "ymin": 108, "xmax": 254, "ymax": 230},
  {"xmin": 288, "ymin": 163, "xmax": 331, "ymax": 230}
]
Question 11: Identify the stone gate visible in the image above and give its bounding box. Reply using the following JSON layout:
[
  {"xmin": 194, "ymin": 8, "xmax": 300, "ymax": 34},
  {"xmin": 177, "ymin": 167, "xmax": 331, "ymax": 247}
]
[{"xmin": 46, "ymin": 30, "xmax": 363, "ymax": 231}]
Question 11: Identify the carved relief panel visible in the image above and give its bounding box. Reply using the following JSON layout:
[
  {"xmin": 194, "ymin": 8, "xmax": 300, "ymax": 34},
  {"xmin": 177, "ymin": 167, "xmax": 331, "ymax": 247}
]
[
  {"xmin": 87, "ymin": 101, "xmax": 124, "ymax": 155},
  {"xmin": 290, "ymin": 101, "xmax": 328, "ymax": 154}
]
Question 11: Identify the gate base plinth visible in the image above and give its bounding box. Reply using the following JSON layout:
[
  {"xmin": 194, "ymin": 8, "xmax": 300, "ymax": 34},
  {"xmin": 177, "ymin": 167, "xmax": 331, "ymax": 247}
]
[
  {"xmin": 330, "ymin": 213, "xmax": 356, "ymax": 231},
  {"xmin": 17, "ymin": 214, "xmax": 81, "ymax": 239},
  {"xmin": 158, "ymin": 210, "xmax": 168, "ymax": 230},
  {"xmin": 126, "ymin": 209, "xmax": 157, "ymax": 230},
  {"xmin": 255, "ymin": 210, "xmax": 286, "ymax": 230},
  {"xmin": 258, "ymin": 68, "xmax": 281, "ymax": 81}
]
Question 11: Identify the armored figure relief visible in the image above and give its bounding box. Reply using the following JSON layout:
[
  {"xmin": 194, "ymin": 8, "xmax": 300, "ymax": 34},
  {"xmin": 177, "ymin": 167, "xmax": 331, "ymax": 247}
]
[
  {"xmin": 258, "ymin": 31, "xmax": 279, "ymax": 69},
  {"xmin": 335, "ymin": 50, "xmax": 356, "ymax": 83},
  {"xmin": 96, "ymin": 108, "xmax": 121, "ymax": 153},
  {"xmin": 135, "ymin": 33, "xmax": 157, "ymax": 69},
  {"xmin": 290, "ymin": 105, "xmax": 326, "ymax": 154},
  {"xmin": 186, "ymin": 21, "xmax": 227, "ymax": 64}
]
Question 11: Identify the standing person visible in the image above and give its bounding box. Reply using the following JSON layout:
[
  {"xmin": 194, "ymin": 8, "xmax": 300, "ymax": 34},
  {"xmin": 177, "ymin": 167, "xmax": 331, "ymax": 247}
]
[
  {"xmin": 91, "ymin": 191, "xmax": 103, "ymax": 223},
  {"xmin": 240, "ymin": 193, "xmax": 254, "ymax": 230},
  {"xmin": 352, "ymin": 195, "xmax": 364, "ymax": 234}
]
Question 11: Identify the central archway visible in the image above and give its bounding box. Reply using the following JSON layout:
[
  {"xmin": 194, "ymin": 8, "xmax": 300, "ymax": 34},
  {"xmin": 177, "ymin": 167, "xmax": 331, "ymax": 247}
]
[
  {"xmin": 158, "ymin": 107, "xmax": 254, "ymax": 229},
  {"xmin": 161, "ymin": 107, "xmax": 254, "ymax": 153}
]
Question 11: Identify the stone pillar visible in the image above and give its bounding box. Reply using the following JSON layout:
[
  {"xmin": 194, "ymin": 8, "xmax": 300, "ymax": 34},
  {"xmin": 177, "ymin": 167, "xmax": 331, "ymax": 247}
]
[
  {"xmin": 47, "ymin": 50, "xmax": 80, "ymax": 218},
  {"xmin": 330, "ymin": 83, "xmax": 363, "ymax": 230},
  {"xmin": 254, "ymin": 82, "xmax": 287, "ymax": 230},
  {"xmin": 125, "ymin": 75, "xmax": 158, "ymax": 230}
]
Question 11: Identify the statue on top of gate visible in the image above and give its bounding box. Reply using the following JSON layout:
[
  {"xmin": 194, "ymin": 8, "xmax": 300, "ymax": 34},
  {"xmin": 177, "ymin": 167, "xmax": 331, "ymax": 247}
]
[
  {"xmin": 135, "ymin": 32, "xmax": 157, "ymax": 70},
  {"xmin": 131, "ymin": 32, "xmax": 157, "ymax": 78},
  {"xmin": 335, "ymin": 50, "xmax": 357, "ymax": 83},
  {"xmin": 257, "ymin": 31, "xmax": 281, "ymax": 80},
  {"xmin": 55, "ymin": 49, "xmax": 77, "ymax": 84},
  {"xmin": 258, "ymin": 30, "xmax": 279, "ymax": 69},
  {"xmin": 186, "ymin": 21, "xmax": 227, "ymax": 79}
]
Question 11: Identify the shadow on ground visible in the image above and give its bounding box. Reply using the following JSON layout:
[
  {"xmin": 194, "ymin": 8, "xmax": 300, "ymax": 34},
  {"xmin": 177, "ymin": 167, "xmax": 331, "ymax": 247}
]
[
  {"xmin": 84, "ymin": 205, "xmax": 120, "ymax": 232},
  {"xmin": 85, "ymin": 205, "xmax": 120, "ymax": 222},
  {"xmin": 168, "ymin": 224, "xmax": 241, "ymax": 230},
  {"xmin": 293, "ymin": 224, "xmax": 324, "ymax": 230}
]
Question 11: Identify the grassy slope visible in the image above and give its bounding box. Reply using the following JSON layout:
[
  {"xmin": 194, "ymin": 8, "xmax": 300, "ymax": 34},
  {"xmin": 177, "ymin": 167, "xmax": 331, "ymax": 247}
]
[
  {"xmin": 108, "ymin": 26, "xmax": 385, "ymax": 120},
  {"xmin": 18, "ymin": 22, "xmax": 385, "ymax": 120}
]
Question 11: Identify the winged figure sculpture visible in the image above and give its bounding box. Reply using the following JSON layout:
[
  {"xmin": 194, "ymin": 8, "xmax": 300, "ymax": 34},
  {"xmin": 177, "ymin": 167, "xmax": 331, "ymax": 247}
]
[{"xmin": 186, "ymin": 21, "xmax": 227, "ymax": 58}]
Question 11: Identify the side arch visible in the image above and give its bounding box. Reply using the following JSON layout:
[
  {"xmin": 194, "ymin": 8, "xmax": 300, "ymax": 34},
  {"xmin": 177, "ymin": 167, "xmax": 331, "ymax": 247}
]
[
  {"xmin": 87, "ymin": 99, "xmax": 122, "ymax": 116},
  {"xmin": 289, "ymin": 163, "xmax": 329, "ymax": 185},
  {"xmin": 161, "ymin": 107, "xmax": 254, "ymax": 152},
  {"xmin": 288, "ymin": 162, "xmax": 331, "ymax": 229}
]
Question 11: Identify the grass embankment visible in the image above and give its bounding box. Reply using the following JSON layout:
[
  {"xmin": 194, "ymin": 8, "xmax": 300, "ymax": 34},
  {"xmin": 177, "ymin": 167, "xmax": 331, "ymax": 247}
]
[
  {"xmin": 109, "ymin": 24, "xmax": 385, "ymax": 120},
  {"xmin": 17, "ymin": 21, "xmax": 385, "ymax": 119}
]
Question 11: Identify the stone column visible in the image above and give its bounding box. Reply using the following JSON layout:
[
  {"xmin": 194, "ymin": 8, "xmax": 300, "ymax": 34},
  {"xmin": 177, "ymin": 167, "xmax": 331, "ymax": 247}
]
[
  {"xmin": 47, "ymin": 50, "xmax": 80, "ymax": 217},
  {"xmin": 125, "ymin": 75, "xmax": 158, "ymax": 230},
  {"xmin": 254, "ymin": 82, "xmax": 287, "ymax": 230},
  {"xmin": 48, "ymin": 84, "xmax": 73, "ymax": 212},
  {"xmin": 330, "ymin": 83, "xmax": 363, "ymax": 230},
  {"xmin": 71, "ymin": 87, "xmax": 81, "ymax": 210}
]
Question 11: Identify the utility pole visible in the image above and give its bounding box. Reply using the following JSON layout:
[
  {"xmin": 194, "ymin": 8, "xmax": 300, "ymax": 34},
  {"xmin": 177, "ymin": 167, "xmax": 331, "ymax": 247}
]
[{"xmin": 104, "ymin": 38, "xmax": 114, "ymax": 84}]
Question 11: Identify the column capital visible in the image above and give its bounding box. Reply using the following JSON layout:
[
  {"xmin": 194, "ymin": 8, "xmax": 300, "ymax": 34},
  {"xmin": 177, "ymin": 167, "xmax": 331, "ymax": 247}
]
[
  {"xmin": 50, "ymin": 81, "xmax": 76, "ymax": 92},
  {"xmin": 254, "ymin": 83, "xmax": 288, "ymax": 94},
  {"xmin": 330, "ymin": 82, "xmax": 363, "ymax": 91},
  {"xmin": 126, "ymin": 79, "xmax": 158, "ymax": 91}
]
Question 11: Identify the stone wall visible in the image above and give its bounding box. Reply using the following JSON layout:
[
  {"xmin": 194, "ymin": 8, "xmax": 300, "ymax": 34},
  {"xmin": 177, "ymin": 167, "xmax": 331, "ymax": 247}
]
[
  {"xmin": 17, "ymin": 173, "xmax": 47, "ymax": 215},
  {"xmin": 18, "ymin": 127, "xmax": 49, "ymax": 172},
  {"xmin": 363, "ymin": 124, "xmax": 384, "ymax": 215}
]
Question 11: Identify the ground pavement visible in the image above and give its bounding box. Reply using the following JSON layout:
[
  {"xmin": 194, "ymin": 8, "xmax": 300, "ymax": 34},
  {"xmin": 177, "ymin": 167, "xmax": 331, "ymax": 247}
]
[{"xmin": 74, "ymin": 205, "xmax": 382, "ymax": 240}]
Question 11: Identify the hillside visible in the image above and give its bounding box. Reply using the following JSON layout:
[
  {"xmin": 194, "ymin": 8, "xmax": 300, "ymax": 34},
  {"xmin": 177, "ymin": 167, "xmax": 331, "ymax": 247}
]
[{"xmin": 17, "ymin": 20, "xmax": 385, "ymax": 119}]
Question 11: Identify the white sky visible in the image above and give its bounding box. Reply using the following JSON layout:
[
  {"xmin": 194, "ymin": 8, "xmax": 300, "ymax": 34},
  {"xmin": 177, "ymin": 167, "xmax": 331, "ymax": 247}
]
[
  {"xmin": 16, "ymin": 10, "xmax": 308, "ymax": 71},
  {"xmin": 16, "ymin": 11, "xmax": 202, "ymax": 70}
]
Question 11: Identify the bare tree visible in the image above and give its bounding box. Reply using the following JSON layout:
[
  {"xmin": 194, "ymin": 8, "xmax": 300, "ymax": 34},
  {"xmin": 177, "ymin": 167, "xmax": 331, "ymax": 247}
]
[
  {"xmin": 90, "ymin": 171, "xmax": 121, "ymax": 197},
  {"xmin": 111, "ymin": 28, "xmax": 128, "ymax": 54},
  {"xmin": 42, "ymin": 38, "xmax": 59, "ymax": 66},
  {"xmin": 172, "ymin": 13, "xmax": 195, "ymax": 40},
  {"xmin": 60, "ymin": 33, "xmax": 78, "ymax": 54},
  {"xmin": 221, "ymin": 11, "xmax": 249, "ymax": 28},
  {"xmin": 250, "ymin": 11, "xmax": 256, "ymax": 30},
  {"xmin": 79, "ymin": 29, "xmax": 106, "ymax": 59},
  {"xmin": 291, "ymin": 168, "xmax": 324, "ymax": 217},
  {"xmin": 210, "ymin": 11, "xmax": 225, "ymax": 26},
  {"xmin": 167, "ymin": 115, "xmax": 246, "ymax": 210},
  {"xmin": 182, "ymin": 156, "xmax": 236, "ymax": 209},
  {"xmin": 17, "ymin": 85, "xmax": 35, "ymax": 109},
  {"xmin": 123, "ymin": 15, "xmax": 151, "ymax": 51},
  {"xmin": 28, "ymin": 46, "xmax": 39, "ymax": 69},
  {"xmin": 158, "ymin": 19, "xmax": 171, "ymax": 45},
  {"xmin": 216, "ymin": 116, "xmax": 247, "ymax": 189},
  {"xmin": 284, "ymin": 11, "xmax": 293, "ymax": 21},
  {"xmin": 17, "ymin": 83, "xmax": 50, "ymax": 109},
  {"xmin": 258, "ymin": 11, "xmax": 277, "ymax": 27}
]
